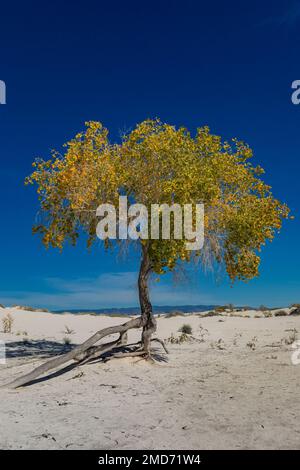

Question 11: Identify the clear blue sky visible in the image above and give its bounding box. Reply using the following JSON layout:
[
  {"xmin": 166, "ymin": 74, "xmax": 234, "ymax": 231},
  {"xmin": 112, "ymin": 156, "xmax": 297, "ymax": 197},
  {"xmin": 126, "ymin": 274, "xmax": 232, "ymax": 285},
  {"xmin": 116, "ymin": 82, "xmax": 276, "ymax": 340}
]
[{"xmin": 0, "ymin": 0, "xmax": 299, "ymax": 309}]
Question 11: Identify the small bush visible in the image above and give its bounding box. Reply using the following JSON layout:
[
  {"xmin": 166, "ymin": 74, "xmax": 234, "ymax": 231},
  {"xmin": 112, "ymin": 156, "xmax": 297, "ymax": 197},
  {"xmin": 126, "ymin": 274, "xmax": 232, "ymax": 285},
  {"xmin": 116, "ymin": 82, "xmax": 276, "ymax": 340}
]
[
  {"xmin": 167, "ymin": 333, "xmax": 191, "ymax": 344},
  {"xmin": 62, "ymin": 336, "xmax": 71, "ymax": 345},
  {"xmin": 215, "ymin": 306, "xmax": 228, "ymax": 313},
  {"xmin": 165, "ymin": 311, "xmax": 184, "ymax": 318},
  {"xmin": 201, "ymin": 310, "xmax": 219, "ymax": 317},
  {"xmin": 2, "ymin": 313, "xmax": 14, "ymax": 333},
  {"xmin": 274, "ymin": 310, "xmax": 288, "ymax": 317},
  {"xmin": 178, "ymin": 324, "xmax": 192, "ymax": 335},
  {"xmin": 263, "ymin": 311, "xmax": 273, "ymax": 318}
]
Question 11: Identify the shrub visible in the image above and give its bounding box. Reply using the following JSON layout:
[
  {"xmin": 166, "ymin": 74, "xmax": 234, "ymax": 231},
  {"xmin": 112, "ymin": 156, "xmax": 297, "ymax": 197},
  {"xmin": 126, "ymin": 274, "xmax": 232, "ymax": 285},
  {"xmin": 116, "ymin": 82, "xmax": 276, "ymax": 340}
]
[
  {"xmin": 201, "ymin": 311, "xmax": 219, "ymax": 317},
  {"xmin": 263, "ymin": 310, "xmax": 273, "ymax": 318},
  {"xmin": 178, "ymin": 324, "xmax": 192, "ymax": 335},
  {"xmin": 167, "ymin": 332, "xmax": 191, "ymax": 344},
  {"xmin": 274, "ymin": 310, "xmax": 288, "ymax": 317},
  {"xmin": 2, "ymin": 313, "xmax": 14, "ymax": 333},
  {"xmin": 290, "ymin": 306, "xmax": 300, "ymax": 316},
  {"xmin": 165, "ymin": 311, "xmax": 184, "ymax": 318},
  {"xmin": 215, "ymin": 306, "xmax": 228, "ymax": 313},
  {"xmin": 62, "ymin": 336, "xmax": 71, "ymax": 345}
]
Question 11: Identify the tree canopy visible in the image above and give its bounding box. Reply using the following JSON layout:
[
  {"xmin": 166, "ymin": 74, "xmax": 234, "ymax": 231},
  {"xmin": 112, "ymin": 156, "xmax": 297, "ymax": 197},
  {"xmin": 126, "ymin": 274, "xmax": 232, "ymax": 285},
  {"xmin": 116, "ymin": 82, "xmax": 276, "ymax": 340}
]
[{"xmin": 26, "ymin": 119, "xmax": 290, "ymax": 282}]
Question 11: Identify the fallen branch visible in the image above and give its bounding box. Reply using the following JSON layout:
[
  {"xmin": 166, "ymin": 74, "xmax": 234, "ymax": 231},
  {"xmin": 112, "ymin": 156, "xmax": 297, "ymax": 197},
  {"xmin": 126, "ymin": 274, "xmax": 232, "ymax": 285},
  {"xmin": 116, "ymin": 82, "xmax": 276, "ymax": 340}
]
[{"xmin": 3, "ymin": 317, "xmax": 142, "ymax": 389}]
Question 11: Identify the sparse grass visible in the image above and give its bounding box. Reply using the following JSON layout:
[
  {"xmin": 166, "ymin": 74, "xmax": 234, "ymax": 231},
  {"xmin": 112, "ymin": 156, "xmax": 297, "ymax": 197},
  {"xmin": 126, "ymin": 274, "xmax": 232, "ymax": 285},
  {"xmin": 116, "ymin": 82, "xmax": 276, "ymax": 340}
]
[
  {"xmin": 215, "ymin": 306, "xmax": 228, "ymax": 313},
  {"xmin": 12, "ymin": 305, "xmax": 49, "ymax": 312},
  {"xmin": 165, "ymin": 311, "xmax": 184, "ymax": 318},
  {"xmin": 167, "ymin": 332, "xmax": 191, "ymax": 344},
  {"xmin": 2, "ymin": 313, "xmax": 14, "ymax": 333},
  {"xmin": 283, "ymin": 329, "xmax": 298, "ymax": 345},
  {"xmin": 178, "ymin": 324, "xmax": 192, "ymax": 335},
  {"xmin": 211, "ymin": 338, "xmax": 226, "ymax": 350},
  {"xmin": 201, "ymin": 311, "xmax": 219, "ymax": 317},
  {"xmin": 107, "ymin": 313, "xmax": 132, "ymax": 318},
  {"xmin": 247, "ymin": 336, "xmax": 258, "ymax": 350},
  {"xmin": 199, "ymin": 324, "xmax": 209, "ymax": 342},
  {"xmin": 63, "ymin": 325, "xmax": 75, "ymax": 335}
]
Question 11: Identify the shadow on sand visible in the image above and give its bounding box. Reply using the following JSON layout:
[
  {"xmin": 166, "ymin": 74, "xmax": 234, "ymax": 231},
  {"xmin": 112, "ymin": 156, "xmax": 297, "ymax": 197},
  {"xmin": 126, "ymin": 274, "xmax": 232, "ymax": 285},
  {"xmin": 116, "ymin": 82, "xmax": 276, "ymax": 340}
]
[
  {"xmin": 4, "ymin": 339, "xmax": 74, "ymax": 359},
  {"xmin": 2, "ymin": 340, "xmax": 168, "ymax": 387}
]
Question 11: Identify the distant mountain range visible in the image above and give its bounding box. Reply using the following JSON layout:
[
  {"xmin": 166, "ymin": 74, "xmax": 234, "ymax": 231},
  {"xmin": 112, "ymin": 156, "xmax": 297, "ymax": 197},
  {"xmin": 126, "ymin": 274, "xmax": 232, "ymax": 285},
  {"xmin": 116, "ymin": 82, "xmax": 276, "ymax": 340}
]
[{"xmin": 55, "ymin": 305, "xmax": 219, "ymax": 315}]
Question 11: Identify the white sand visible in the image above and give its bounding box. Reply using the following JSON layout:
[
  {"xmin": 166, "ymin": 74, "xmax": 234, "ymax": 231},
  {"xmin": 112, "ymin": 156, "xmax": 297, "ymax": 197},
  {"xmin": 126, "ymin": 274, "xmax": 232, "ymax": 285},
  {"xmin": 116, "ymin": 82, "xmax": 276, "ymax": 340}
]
[{"xmin": 0, "ymin": 306, "xmax": 300, "ymax": 449}]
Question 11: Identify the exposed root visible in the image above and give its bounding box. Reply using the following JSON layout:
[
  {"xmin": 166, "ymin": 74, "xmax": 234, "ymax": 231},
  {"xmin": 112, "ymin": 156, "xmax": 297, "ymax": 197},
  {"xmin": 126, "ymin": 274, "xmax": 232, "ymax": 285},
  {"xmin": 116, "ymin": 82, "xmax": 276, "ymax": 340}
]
[
  {"xmin": 112, "ymin": 350, "xmax": 148, "ymax": 359},
  {"xmin": 151, "ymin": 337, "xmax": 169, "ymax": 354}
]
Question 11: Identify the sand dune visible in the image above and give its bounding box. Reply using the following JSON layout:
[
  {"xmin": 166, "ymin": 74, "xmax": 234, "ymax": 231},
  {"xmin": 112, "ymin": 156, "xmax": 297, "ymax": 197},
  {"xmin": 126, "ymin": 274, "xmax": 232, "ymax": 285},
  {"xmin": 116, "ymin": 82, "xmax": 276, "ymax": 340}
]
[{"xmin": 0, "ymin": 306, "xmax": 300, "ymax": 449}]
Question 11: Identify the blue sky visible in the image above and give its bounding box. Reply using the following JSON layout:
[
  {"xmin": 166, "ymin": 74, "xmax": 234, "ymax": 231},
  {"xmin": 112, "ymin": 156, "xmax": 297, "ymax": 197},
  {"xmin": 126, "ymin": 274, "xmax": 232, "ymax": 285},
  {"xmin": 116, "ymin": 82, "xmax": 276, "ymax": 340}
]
[{"xmin": 0, "ymin": 0, "xmax": 299, "ymax": 309}]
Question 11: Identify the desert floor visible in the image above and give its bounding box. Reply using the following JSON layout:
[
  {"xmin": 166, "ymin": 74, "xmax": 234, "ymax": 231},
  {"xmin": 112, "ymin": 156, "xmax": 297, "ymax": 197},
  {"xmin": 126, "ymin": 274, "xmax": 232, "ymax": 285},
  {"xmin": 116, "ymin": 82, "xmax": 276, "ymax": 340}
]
[{"xmin": 0, "ymin": 307, "xmax": 300, "ymax": 450}]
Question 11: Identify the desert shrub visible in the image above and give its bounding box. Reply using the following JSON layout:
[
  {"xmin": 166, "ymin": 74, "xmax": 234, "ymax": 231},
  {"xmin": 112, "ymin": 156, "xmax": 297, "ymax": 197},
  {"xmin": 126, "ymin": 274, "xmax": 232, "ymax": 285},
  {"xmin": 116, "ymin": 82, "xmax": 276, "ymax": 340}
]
[
  {"xmin": 215, "ymin": 306, "xmax": 228, "ymax": 313},
  {"xmin": 12, "ymin": 305, "xmax": 49, "ymax": 312},
  {"xmin": 290, "ymin": 306, "xmax": 300, "ymax": 316},
  {"xmin": 201, "ymin": 310, "xmax": 219, "ymax": 317},
  {"xmin": 178, "ymin": 324, "xmax": 192, "ymax": 335},
  {"xmin": 165, "ymin": 311, "xmax": 184, "ymax": 318},
  {"xmin": 167, "ymin": 332, "xmax": 191, "ymax": 344},
  {"xmin": 2, "ymin": 313, "xmax": 14, "ymax": 333},
  {"xmin": 274, "ymin": 310, "xmax": 288, "ymax": 317},
  {"xmin": 62, "ymin": 336, "xmax": 71, "ymax": 345},
  {"xmin": 263, "ymin": 310, "xmax": 273, "ymax": 318}
]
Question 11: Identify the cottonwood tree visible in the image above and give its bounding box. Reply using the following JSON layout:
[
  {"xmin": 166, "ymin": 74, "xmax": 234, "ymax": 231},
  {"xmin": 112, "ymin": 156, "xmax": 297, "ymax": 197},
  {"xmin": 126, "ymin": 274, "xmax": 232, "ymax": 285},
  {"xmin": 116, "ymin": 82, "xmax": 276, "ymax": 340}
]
[{"xmin": 6, "ymin": 119, "xmax": 290, "ymax": 388}]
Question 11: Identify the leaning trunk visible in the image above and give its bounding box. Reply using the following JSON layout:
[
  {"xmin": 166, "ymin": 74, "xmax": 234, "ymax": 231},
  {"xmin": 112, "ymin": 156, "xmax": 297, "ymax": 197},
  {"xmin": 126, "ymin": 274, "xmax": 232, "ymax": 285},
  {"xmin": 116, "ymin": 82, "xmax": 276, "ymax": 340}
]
[{"xmin": 138, "ymin": 243, "xmax": 157, "ymax": 354}]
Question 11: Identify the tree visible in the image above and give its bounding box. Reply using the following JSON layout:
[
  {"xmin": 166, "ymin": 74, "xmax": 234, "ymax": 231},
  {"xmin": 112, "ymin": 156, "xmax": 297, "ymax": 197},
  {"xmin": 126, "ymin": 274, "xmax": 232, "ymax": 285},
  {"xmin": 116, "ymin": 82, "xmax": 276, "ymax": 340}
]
[{"xmin": 5, "ymin": 119, "xmax": 290, "ymax": 388}]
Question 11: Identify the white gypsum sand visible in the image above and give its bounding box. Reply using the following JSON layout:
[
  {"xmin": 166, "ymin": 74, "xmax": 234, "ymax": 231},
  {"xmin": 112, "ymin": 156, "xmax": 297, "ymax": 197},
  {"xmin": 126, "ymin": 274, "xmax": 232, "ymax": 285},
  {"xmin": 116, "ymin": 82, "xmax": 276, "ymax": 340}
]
[{"xmin": 0, "ymin": 305, "xmax": 300, "ymax": 449}]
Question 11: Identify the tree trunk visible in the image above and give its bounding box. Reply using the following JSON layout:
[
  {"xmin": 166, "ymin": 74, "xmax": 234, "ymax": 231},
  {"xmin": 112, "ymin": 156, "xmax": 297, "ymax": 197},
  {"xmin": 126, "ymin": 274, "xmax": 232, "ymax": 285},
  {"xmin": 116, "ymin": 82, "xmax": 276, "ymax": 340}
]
[{"xmin": 138, "ymin": 243, "xmax": 157, "ymax": 355}]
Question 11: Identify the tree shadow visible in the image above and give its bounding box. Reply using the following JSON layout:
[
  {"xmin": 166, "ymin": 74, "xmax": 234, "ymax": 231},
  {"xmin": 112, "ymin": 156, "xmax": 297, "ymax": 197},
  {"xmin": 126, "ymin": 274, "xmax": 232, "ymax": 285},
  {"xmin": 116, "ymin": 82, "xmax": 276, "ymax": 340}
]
[
  {"xmin": 22, "ymin": 362, "xmax": 79, "ymax": 387},
  {"xmin": 5, "ymin": 339, "xmax": 75, "ymax": 359}
]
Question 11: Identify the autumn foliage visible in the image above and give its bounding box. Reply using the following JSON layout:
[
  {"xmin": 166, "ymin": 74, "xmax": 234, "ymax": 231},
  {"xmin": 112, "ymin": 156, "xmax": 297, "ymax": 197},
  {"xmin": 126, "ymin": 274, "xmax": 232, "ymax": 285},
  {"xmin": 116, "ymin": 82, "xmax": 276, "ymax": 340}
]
[{"xmin": 26, "ymin": 119, "xmax": 290, "ymax": 282}]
